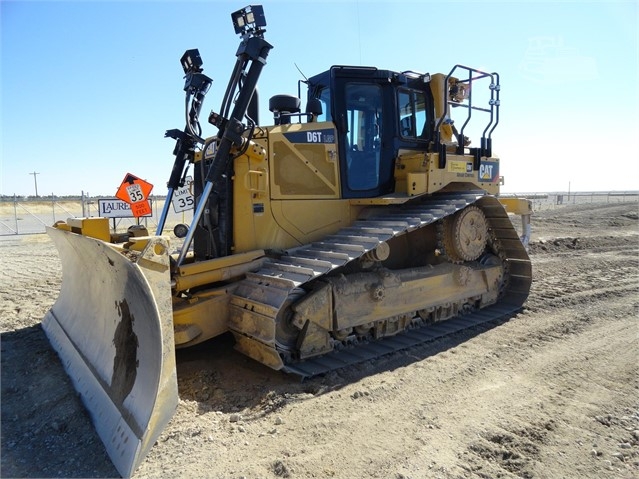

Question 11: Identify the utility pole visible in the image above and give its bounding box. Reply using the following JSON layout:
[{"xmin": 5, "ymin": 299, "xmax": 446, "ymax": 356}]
[{"xmin": 29, "ymin": 171, "xmax": 40, "ymax": 197}]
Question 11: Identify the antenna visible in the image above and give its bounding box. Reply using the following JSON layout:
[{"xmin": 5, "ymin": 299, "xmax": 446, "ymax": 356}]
[
  {"xmin": 294, "ymin": 63, "xmax": 309, "ymax": 83},
  {"xmin": 356, "ymin": 0, "xmax": 362, "ymax": 64}
]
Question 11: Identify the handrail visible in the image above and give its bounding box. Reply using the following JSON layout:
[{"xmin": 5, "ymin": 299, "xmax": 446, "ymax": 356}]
[{"xmin": 434, "ymin": 64, "xmax": 500, "ymax": 159}]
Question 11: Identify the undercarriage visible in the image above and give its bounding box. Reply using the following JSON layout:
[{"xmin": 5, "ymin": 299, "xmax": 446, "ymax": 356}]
[{"xmin": 229, "ymin": 191, "xmax": 532, "ymax": 376}]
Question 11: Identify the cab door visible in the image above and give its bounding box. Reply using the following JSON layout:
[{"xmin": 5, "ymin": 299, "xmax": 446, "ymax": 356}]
[{"xmin": 333, "ymin": 73, "xmax": 396, "ymax": 198}]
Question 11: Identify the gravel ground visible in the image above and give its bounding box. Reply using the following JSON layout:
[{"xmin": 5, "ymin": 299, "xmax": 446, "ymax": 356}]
[{"xmin": 1, "ymin": 201, "xmax": 638, "ymax": 478}]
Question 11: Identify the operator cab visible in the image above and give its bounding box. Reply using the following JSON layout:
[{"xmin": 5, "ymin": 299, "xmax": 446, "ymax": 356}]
[{"xmin": 306, "ymin": 66, "xmax": 434, "ymax": 199}]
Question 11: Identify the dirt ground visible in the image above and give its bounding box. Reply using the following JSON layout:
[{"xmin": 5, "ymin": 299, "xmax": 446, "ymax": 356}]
[{"xmin": 1, "ymin": 201, "xmax": 638, "ymax": 479}]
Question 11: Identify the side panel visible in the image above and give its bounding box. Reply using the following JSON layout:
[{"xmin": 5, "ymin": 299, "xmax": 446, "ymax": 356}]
[
  {"xmin": 269, "ymin": 122, "xmax": 340, "ymax": 200},
  {"xmin": 271, "ymin": 199, "xmax": 355, "ymax": 245},
  {"xmin": 394, "ymin": 151, "xmax": 500, "ymax": 196},
  {"xmin": 233, "ymin": 142, "xmax": 270, "ymax": 253},
  {"xmin": 232, "ymin": 143, "xmax": 301, "ymax": 253},
  {"xmin": 233, "ymin": 124, "xmax": 364, "ymax": 252}
]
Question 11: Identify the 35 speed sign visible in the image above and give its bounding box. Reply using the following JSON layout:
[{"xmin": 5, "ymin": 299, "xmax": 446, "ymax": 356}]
[{"xmin": 172, "ymin": 177, "xmax": 194, "ymax": 213}]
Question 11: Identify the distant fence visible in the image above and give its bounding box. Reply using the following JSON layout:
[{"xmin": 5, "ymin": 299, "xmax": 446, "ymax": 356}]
[
  {"xmin": 0, "ymin": 194, "xmax": 192, "ymax": 236},
  {"xmin": 509, "ymin": 191, "xmax": 639, "ymax": 211},
  {"xmin": 1, "ymin": 191, "xmax": 637, "ymax": 236}
]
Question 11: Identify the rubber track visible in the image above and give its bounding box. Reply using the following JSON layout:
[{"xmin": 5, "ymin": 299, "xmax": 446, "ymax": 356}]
[{"xmin": 229, "ymin": 191, "xmax": 532, "ymax": 378}]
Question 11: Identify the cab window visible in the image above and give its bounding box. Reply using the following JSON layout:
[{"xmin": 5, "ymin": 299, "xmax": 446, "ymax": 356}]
[
  {"xmin": 315, "ymin": 87, "xmax": 332, "ymax": 122},
  {"xmin": 398, "ymin": 88, "xmax": 428, "ymax": 139}
]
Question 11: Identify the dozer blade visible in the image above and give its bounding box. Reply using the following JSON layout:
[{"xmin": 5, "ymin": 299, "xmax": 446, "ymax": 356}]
[{"xmin": 41, "ymin": 226, "xmax": 178, "ymax": 477}]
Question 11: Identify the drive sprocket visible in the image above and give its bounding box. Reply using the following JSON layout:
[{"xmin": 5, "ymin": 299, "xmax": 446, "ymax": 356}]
[{"xmin": 442, "ymin": 205, "xmax": 488, "ymax": 262}]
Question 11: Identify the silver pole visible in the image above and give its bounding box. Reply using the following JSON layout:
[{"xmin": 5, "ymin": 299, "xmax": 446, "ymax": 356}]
[
  {"xmin": 155, "ymin": 188, "xmax": 175, "ymax": 235},
  {"xmin": 13, "ymin": 194, "xmax": 18, "ymax": 234},
  {"xmin": 29, "ymin": 171, "xmax": 40, "ymax": 197}
]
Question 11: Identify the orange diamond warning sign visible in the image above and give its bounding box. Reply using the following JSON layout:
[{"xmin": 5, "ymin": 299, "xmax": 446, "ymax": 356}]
[{"xmin": 115, "ymin": 173, "xmax": 154, "ymax": 218}]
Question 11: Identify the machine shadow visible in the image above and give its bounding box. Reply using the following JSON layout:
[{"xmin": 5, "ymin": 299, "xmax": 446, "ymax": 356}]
[
  {"xmin": 1, "ymin": 325, "xmax": 118, "ymax": 478},
  {"xmin": 174, "ymin": 313, "xmax": 520, "ymax": 418},
  {"xmin": 0, "ymin": 312, "xmax": 518, "ymax": 477}
]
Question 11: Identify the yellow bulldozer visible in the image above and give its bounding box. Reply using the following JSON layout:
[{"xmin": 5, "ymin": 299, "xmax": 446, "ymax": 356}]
[{"xmin": 42, "ymin": 5, "xmax": 532, "ymax": 477}]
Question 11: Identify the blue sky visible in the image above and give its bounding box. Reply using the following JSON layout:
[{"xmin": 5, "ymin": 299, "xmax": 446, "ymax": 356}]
[{"xmin": 2, "ymin": 1, "xmax": 637, "ymax": 196}]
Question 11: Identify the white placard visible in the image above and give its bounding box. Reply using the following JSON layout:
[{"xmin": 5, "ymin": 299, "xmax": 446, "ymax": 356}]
[{"xmin": 172, "ymin": 176, "xmax": 194, "ymax": 213}]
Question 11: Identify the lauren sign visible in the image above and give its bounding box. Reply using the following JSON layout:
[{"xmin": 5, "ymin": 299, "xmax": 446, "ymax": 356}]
[{"xmin": 98, "ymin": 199, "xmax": 152, "ymax": 218}]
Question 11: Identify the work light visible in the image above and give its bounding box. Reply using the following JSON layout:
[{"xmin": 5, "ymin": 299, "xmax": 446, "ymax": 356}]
[{"xmin": 231, "ymin": 5, "xmax": 266, "ymax": 34}]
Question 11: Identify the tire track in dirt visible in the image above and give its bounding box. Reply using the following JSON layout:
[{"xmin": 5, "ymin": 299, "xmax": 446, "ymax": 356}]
[
  {"xmin": 458, "ymin": 296, "xmax": 638, "ymax": 479},
  {"xmin": 442, "ymin": 234, "xmax": 639, "ymax": 479},
  {"xmin": 526, "ymin": 235, "xmax": 637, "ymax": 315}
]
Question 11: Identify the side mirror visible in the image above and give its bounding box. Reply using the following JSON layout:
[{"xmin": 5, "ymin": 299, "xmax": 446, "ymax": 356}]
[{"xmin": 306, "ymin": 98, "xmax": 323, "ymax": 116}]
